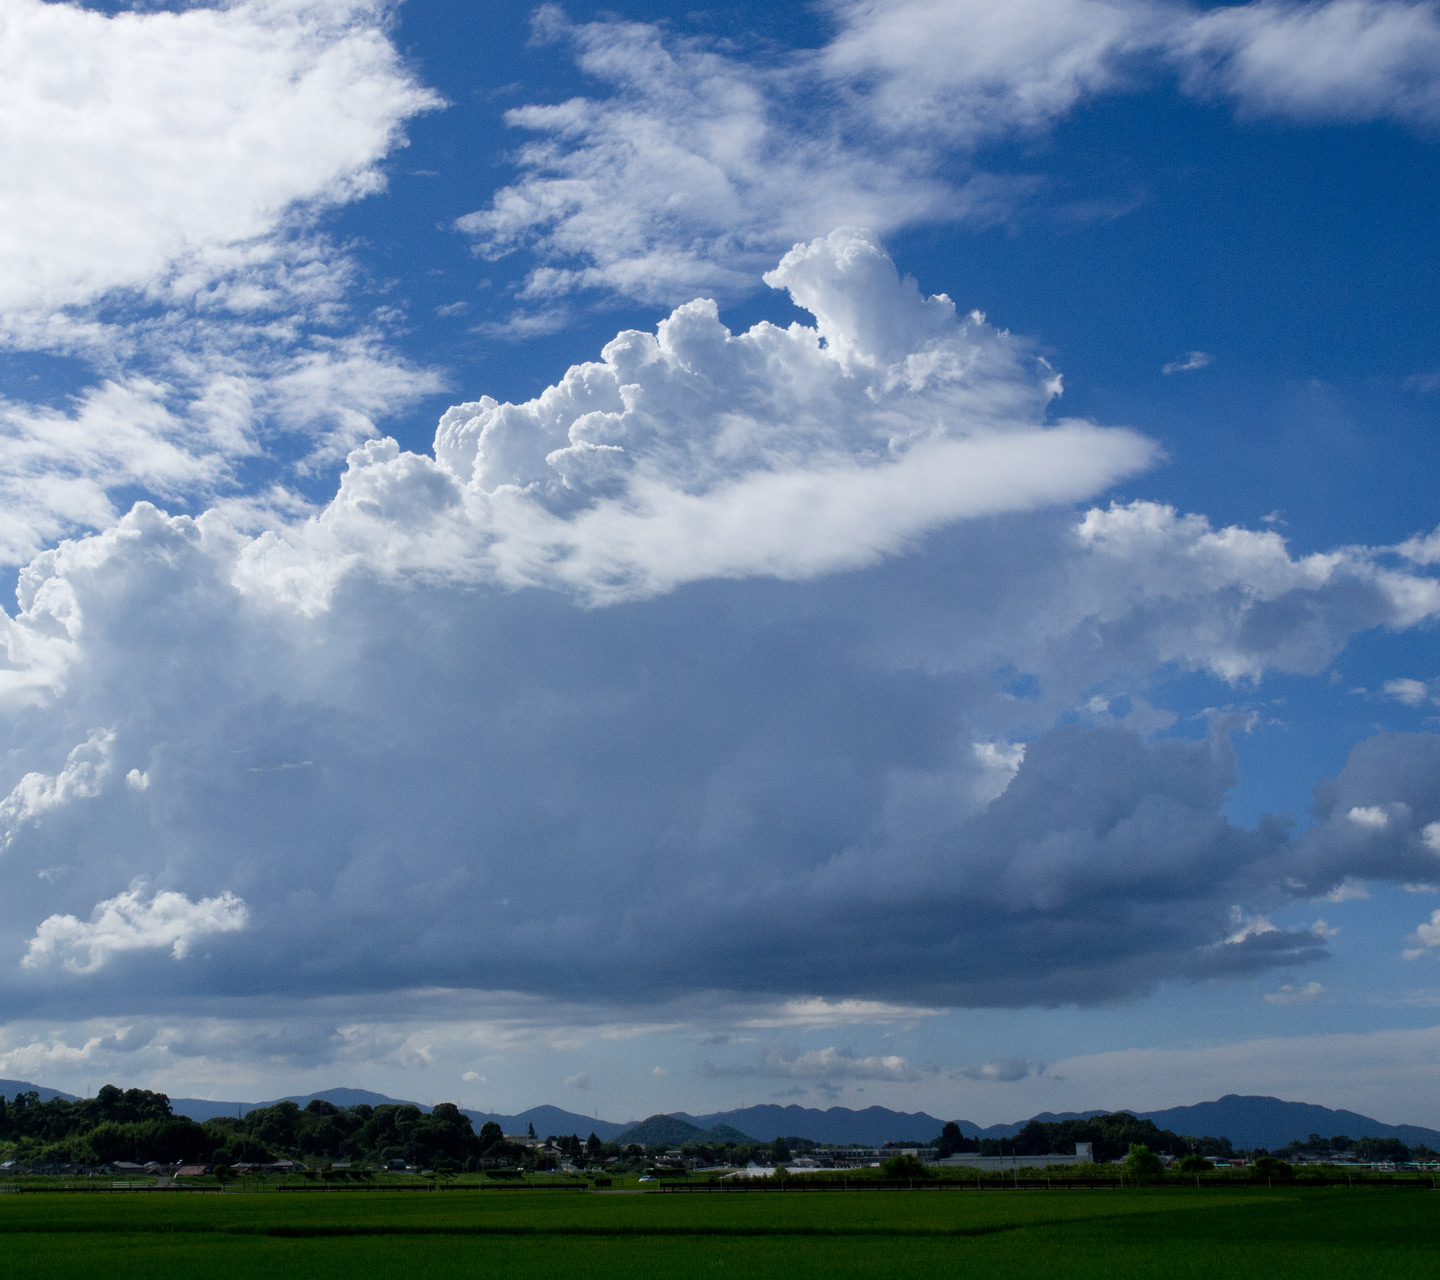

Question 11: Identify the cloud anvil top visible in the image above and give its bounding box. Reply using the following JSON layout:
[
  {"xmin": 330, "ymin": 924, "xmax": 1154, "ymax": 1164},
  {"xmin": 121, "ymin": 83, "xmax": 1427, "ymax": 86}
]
[{"xmin": 0, "ymin": 0, "xmax": 1437, "ymax": 1122}]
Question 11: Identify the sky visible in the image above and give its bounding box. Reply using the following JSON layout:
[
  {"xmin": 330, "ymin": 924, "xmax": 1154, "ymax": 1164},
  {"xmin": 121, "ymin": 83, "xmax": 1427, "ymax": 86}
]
[{"xmin": 0, "ymin": 0, "xmax": 1439, "ymax": 1129}]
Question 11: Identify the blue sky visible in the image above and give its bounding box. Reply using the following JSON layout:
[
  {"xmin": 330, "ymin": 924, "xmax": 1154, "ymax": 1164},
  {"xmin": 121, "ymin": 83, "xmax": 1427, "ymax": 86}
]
[{"xmin": 0, "ymin": 0, "xmax": 1439, "ymax": 1127}]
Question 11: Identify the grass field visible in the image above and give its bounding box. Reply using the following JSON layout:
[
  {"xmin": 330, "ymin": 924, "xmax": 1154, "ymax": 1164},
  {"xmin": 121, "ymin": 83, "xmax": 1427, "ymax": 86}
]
[{"xmin": 0, "ymin": 1185, "xmax": 1434, "ymax": 1278}]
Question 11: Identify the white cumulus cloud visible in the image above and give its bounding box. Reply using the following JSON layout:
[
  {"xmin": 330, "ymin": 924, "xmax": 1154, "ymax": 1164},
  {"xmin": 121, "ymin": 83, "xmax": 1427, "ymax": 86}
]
[
  {"xmin": 0, "ymin": 0, "xmax": 438, "ymax": 329},
  {"xmin": 1383, "ymin": 677, "xmax": 1439, "ymax": 707},
  {"xmin": 23, "ymin": 888, "xmax": 248, "ymax": 975},
  {"xmin": 0, "ymin": 728, "xmax": 114, "ymax": 848},
  {"xmin": 237, "ymin": 229, "xmax": 1157, "ymax": 606},
  {"xmin": 1404, "ymin": 909, "xmax": 1440, "ymax": 960},
  {"xmin": 757, "ymin": 1044, "xmax": 923, "ymax": 1082}
]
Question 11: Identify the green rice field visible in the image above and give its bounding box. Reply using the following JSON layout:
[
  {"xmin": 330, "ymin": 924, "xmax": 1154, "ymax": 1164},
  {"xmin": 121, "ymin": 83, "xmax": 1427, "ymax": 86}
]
[{"xmin": 1, "ymin": 1185, "xmax": 1434, "ymax": 1278}]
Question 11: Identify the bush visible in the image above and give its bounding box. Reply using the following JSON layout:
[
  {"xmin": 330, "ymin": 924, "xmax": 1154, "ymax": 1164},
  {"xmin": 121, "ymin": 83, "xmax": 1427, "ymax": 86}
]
[
  {"xmin": 879, "ymin": 1153, "xmax": 932, "ymax": 1181},
  {"xmin": 1123, "ymin": 1144, "xmax": 1164, "ymax": 1184},
  {"xmin": 1251, "ymin": 1156, "xmax": 1294, "ymax": 1181}
]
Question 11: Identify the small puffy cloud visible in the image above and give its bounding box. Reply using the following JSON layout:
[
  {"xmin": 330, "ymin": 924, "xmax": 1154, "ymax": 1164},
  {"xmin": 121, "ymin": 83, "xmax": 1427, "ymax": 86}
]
[
  {"xmin": 760, "ymin": 1044, "xmax": 923, "ymax": 1082},
  {"xmin": 1383, "ymin": 677, "xmax": 1439, "ymax": 708},
  {"xmin": 1225, "ymin": 911, "xmax": 1279, "ymax": 945},
  {"xmin": 1403, "ymin": 909, "xmax": 1440, "ymax": 960},
  {"xmin": 23, "ymin": 888, "xmax": 248, "ymax": 975},
  {"xmin": 461, "ymin": 1070, "xmax": 483, "ymax": 1083},
  {"xmin": 1323, "ymin": 879, "xmax": 1370, "ymax": 902},
  {"xmin": 698, "ymin": 1043, "xmax": 923, "ymax": 1082},
  {"xmin": 1398, "ymin": 527, "xmax": 1440, "ymax": 566},
  {"xmin": 957, "ymin": 1057, "xmax": 1037, "ymax": 1082},
  {"xmin": 0, "ymin": 729, "xmax": 113, "ymax": 848},
  {"xmin": 564, "ymin": 1072, "xmax": 592, "ymax": 1090},
  {"xmin": 1348, "ymin": 805, "xmax": 1391, "ymax": 828},
  {"xmin": 1162, "ymin": 350, "xmax": 1213, "ymax": 374},
  {"xmin": 1264, "ymin": 980, "xmax": 1329, "ymax": 1004}
]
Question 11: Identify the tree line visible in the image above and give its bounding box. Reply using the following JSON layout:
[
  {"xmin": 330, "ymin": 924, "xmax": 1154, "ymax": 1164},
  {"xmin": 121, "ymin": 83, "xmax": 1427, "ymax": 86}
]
[
  {"xmin": 0, "ymin": 1086, "xmax": 518, "ymax": 1171},
  {"xmin": 4, "ymin": 1089, "xmax": 1431, "ymax": 1171},
  {"xmin": 933, "ymin": 1112, "xmax": 1233, "ymax": 1162},
  {"xmin": 933, "ymin": 1113, "xmax": 1435, "ymax": 1164}
]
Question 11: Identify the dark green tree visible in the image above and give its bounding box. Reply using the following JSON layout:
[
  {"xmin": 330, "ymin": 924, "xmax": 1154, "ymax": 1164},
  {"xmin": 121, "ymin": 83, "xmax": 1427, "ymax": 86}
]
[
  {"xmin": 1123, "ymin": 1144, "xmax": 1164, "ymax": 1184},
  {"xmin": 1354, "ymin": 1136, "xmax": 1410, "ymax": 1163},
  {"xmin": 936, "ymin": 1121, "xmax": 972, "ymax": 1157}
]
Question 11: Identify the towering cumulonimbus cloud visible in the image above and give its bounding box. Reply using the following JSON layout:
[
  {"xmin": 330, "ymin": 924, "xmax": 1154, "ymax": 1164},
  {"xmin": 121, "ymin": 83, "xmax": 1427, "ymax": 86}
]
[{"xmin": 0, "ymin": 231, "xmax": 1435, "ymax": 1026}]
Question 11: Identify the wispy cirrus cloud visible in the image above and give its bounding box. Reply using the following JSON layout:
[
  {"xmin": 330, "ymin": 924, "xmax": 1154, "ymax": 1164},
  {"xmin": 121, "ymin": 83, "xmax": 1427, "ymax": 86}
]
[
  {"xmin": 460, "ymin": 0, "xmax": 1440, "ymax": 308},
  {"xmin": 1163, "ymin": 350, "xmax": 1213, "ymax": 374},
  {"xmin": 1264, "ymin": 980, "xmax": 1330, "ymax": 1004}
]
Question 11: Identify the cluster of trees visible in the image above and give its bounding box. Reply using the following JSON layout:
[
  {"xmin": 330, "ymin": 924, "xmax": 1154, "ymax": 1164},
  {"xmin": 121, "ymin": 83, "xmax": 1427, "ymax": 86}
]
[
  {"xmin": 934, "ymin": 1114, "xmax": 1232, "ymax": 1163},
  {"xmin": 207, "ymin": 1099, "xmax": 499, "ymax": 1169},
  {"xmin": 0, "ymin": 1087, "xmax": 209, "ymax": 1166},
  {"xmin": 1272, "ymin": 1133, "xmax": 1435, "ymax": 1163}
]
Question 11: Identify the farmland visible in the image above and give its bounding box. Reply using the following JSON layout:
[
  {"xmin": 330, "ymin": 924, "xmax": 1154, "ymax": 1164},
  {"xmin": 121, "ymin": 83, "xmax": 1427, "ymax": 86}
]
[{"xmin": 0, "ymin": 1184, "xmax": 1434, "ymax": 1278}]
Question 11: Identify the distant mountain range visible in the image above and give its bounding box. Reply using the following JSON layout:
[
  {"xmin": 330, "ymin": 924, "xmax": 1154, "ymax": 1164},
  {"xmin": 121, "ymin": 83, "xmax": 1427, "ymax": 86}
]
[
  {"xmin": 5, "ymin": 1078, "xmax": 1437, "ymax": 1151},
  {"xmin": 676, "ymin": 1104, "xmax": 949, "ymax": 1146},
  {"xmin": 610, "ymin": 1115, "xmax": 755, "ymax": 1147},
  {"xmin": 0, "ymin": 1078, "xmax": 76, "ymax": 1104}
]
